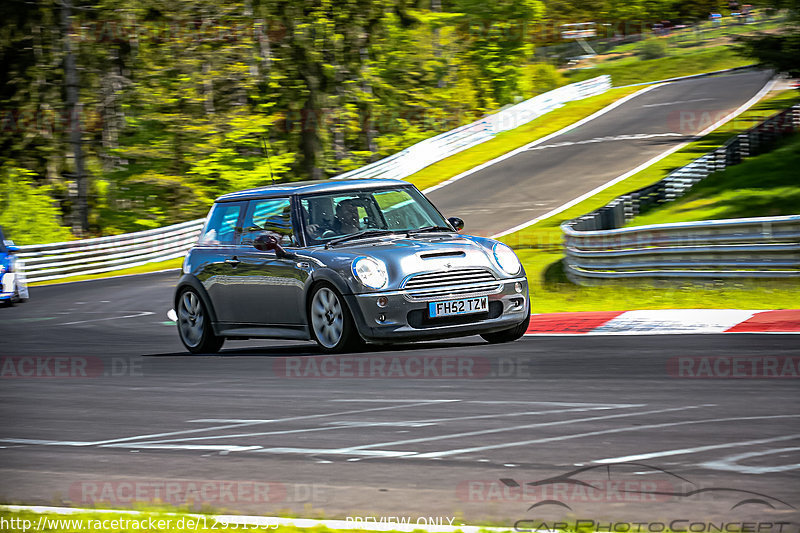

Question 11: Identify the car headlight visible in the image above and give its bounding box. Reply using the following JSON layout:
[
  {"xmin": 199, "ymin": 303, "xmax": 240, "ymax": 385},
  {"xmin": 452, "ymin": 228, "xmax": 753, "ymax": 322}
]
[
  {"xmin": 352, "ymin": 257, "xmax": 388, "ymax": 290},
  {"xmin": 493, "ymin": 242, "xmax": 522, "ymax": 276}
]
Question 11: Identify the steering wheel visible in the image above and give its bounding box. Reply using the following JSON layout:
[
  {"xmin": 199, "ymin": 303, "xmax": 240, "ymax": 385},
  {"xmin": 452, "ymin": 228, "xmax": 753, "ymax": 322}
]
[{"xmin": 321, "ymin": 230, "xmax": 336, "ymax": 239}]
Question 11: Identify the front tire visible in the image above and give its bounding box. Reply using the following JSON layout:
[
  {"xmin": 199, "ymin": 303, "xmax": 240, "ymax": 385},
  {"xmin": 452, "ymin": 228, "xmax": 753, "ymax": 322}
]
[
  {"xmin": 308, "ymin": 283, "xmax": 362, "ymax": 354},
  {"xmin": 177, "ymin": 288, "xmax": 224, "ymax": 354},
  {"xmin": 481, "ymin": 301, "xmax": 530, "ymax": 344}
]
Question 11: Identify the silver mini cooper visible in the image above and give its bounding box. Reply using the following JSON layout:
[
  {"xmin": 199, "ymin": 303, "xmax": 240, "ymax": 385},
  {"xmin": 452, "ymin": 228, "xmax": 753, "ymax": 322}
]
[{"xmin": 174, "ymin": 179, "xmax": 529, "ymax": 353}]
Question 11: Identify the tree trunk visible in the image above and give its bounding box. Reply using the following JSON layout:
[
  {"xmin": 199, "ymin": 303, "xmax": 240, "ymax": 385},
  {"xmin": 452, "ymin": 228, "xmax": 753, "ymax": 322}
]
[
  {"xmin": 60, "ymin": 0, "xmax": 88, "ymax": 235},
  {"xmin": 301, "ymin": 88, "xmax": 322, "ymax": 179},
  {"xmin": 431, "ymin": 0, "xmax": 445, "ymax": 88}
]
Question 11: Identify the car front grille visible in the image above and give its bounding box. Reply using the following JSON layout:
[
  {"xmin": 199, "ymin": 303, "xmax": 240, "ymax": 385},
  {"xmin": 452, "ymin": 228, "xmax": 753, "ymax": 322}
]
[
  {"xmin": 401, "ymin": 268, "xmax": 501, "ymax": 301},
  {"xmin": 402, "ymin": 269, "xmax": 497, "ymax": 290}
]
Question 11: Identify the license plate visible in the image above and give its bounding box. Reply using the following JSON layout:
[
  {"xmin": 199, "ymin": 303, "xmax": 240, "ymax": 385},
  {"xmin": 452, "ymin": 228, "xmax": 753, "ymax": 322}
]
[{"xmin": 428, "ymin": 296, "xmax": 488, "ymax": 318}]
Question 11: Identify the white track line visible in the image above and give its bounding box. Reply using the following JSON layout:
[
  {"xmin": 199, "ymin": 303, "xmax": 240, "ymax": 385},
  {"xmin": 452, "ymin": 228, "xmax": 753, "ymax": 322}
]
[
  {"xmin": 593, "ymin": 433, "xmax": 800, "ymax": 464},
  {"xmin": 700, "ymin": 447, "xmax": 800, "ymax": 474},
  {"xmin": 115, "ymin": 406, "xmax": 630, "ymax": 447},
  {"xmin": 421, "ymin": 84, "xmax": 663, "ymax": 195},
  {"xmin": 412, "ymin": 414, "xmax": 800, "ymax": 459},
  {"xmin": 0, "ymin": 401, "xmax": 456, "ymax": 449},
  {"xmin": 55, "ymin": 311, "xmax": 154, "ymax": 326},
  {"xmin": 526, "ymin": 132, "xmax": 684, "ymax": 151},
  {"xmin": 468, "ymin": 401, "xmax": 644, "ymax": 407},
  {"xmin": 255, "ymin": 405, "xmax": 711, "ymax": 457},
  {"xmin": 491, "ymin": 75, "xmax": 778, "ymax": 239},
  {"xmin": 0, "ymin": 505, "xmax": 516, "ymax": 533}
]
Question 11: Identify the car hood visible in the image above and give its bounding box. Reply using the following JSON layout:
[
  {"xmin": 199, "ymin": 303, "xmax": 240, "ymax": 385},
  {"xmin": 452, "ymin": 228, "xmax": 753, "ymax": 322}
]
[{"xmin": 302, "ymin": 233, "xmax": 518, "ymax": 290}]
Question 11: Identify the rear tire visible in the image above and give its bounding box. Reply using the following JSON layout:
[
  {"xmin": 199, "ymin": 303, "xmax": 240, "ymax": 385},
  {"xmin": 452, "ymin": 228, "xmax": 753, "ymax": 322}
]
[
  {"xmin": 177, "ymin": 288, "xmax": 224, "ymax": 354},
  {"xmin": 308, "ymin": 283, "xmax": 363, "ymax": 354},
  {"xmin": 481, "ymin": 301, "xmax": 530, "ymax": 344}
]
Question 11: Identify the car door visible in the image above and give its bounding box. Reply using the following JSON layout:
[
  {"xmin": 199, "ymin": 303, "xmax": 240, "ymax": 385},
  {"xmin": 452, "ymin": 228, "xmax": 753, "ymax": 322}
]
[
  {"xmin": 226, "ymin": 197, "xmax": 309, "ymax": 326},
  {"xmin": 192, "ymin": 201, "xmax": 246, "ymax": 326}
]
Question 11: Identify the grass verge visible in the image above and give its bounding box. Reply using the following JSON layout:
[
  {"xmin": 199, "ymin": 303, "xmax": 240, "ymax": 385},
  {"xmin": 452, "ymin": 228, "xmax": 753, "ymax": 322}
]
[
  {"xmin": 26, "ymin": 257, "xmax": 183, "ymax": 288},
  {"xmin": 498, "ymin": 89, "xmax": 800, "ymax": 313},
  {"xmin": 566, "ymin": 47, "xmax": 753, "ymax": 87},
  {"xmin": 628, "ymin": 133, "xmax": 800, "ymax": 226}
]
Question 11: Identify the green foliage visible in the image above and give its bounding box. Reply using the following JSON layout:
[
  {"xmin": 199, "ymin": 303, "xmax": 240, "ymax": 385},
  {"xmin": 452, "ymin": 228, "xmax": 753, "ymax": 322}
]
[
  {"xmin": 736, "ymin": 30, "xmax": 800, "ymax": 77},
  {"xmin": 636, "ymin": 38, "xmax": 669, "ymax": 60},
  {"xmin": 1, "ymin": 0, "xmax": 788, "ymax": 243},
  {"xmin": 567, "ymin": 47, "xmax": 751, "ymax": 86},
  {"xmin": 0, "ymin": 167, "xmax": 73, "ymax": 245},
  {"xmin": 453, "ymin": 0, "xmax": 545, "ymax": 107},
  {"xmin": 527, "ymin": 63, "xmax": 567, "ymax": 94}
]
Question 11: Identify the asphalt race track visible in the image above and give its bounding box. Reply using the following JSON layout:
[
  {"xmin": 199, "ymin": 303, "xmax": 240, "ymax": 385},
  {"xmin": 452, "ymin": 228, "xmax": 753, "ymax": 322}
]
[
  {"xmin": 2, "ymin": 71, "xmax": 799, "ymax": 525},
  {"xmin": 428, "ymin": 70, "xmax": 774, "ymax": 236}
]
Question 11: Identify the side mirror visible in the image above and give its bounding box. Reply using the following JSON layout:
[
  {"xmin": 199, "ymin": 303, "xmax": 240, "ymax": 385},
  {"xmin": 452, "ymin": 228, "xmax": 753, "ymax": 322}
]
[
  {"xmin": 448, "ymin": 217, "xmax": 464, "ymax": 232},
  {"xmin": 254, "ymin": 233, "xmax": 294, "ymax": 259}
]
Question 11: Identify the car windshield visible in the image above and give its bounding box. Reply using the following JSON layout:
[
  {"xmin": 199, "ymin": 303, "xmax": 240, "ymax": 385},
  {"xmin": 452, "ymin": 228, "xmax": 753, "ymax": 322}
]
[{"xmin": 300, "ymin": 186, "xmax": 451, "ymax": 245}]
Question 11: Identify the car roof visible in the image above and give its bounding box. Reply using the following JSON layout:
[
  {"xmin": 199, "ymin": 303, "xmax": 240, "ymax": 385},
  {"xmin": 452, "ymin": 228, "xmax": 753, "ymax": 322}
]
[{"xmin": 216, "ymin": 179, "xmax": 412, "ymax": 202}]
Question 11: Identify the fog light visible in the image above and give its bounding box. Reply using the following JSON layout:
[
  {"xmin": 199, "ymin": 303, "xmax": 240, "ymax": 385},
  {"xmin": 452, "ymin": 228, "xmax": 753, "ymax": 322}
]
[
  {"xmin": 377, "ymin": 296, "xmax": 389, "ymax": 308},
  {"xmin": 514, "ymin": 282, "xmax": 522, "ymax": 293}
]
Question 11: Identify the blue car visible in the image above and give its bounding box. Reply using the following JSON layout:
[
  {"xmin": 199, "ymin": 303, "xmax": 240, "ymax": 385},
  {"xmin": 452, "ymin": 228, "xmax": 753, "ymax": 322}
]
[{"xmin": 0, "ymin": 226, "xmax": 28, "ymax": 306}]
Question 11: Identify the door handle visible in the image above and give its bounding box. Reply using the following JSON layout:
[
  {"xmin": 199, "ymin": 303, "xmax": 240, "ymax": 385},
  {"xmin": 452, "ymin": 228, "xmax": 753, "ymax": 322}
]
[{"xmin": 225, "ymin": 257, "xmax": 240, "ymax": 267}]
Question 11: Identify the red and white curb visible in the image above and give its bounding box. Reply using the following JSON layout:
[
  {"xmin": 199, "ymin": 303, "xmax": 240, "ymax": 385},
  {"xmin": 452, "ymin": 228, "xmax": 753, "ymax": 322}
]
[{"xmin": 524, "ymin": 309, "xmax": 800, "ymax": 335}]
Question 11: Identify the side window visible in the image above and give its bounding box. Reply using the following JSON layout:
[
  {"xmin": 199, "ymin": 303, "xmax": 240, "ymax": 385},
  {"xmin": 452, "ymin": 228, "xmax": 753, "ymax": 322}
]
[
  {"xmin": 199, "ymin": 203, "xmax": 242, "ymax": 246},
  {"xmin": 240, "ymin": 198, "xmax": 296, "ymax": 246}
]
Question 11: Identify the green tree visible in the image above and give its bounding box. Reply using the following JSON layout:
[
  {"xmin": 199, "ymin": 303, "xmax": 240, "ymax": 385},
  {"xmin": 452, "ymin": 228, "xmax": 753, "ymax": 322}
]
[
  {"xmin": 0, "ymin": 167, "xmax": 73, "ymax": 244},
  {"xmin": 454, "ymin": 0, "xmax": 545, "ymax": 107}
]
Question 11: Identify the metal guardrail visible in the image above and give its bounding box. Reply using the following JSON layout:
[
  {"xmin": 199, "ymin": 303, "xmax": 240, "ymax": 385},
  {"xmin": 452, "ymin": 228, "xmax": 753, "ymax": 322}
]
[
  {"xmin": 332, "ymin": 76, "xmax": 611, "ymax": 181},
  {"xmin": 17, "ymin": 76, "xmax": 611, "ymax": 284},
  {"xmin": 562, "ymin": 105, "xmax": 800, "ymax": 283},
  {"xmin": 17, "ymin": 219, "xmax": 205, "ymax": 283}
]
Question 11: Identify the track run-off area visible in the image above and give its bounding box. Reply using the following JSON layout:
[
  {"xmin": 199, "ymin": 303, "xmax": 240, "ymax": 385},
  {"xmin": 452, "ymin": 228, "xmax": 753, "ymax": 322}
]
[{"xmin": 1, "ymin": 70, "xmax": 798, "ymax": 526}]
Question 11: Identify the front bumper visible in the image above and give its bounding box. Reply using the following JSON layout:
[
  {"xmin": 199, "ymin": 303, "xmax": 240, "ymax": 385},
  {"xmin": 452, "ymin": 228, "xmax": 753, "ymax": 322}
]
[{"xmin": 346, "ymin": 277, "xmax": 529, "ymax": 342}]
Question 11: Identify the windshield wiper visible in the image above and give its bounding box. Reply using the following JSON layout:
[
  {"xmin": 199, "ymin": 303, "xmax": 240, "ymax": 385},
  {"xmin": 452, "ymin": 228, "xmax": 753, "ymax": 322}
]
[
  {"xmin": 325, "ymin": 229, "xmax": 398, "ymax": 248},
  {"xmin": 407, "ymin": 225, "xmax": 454, "ymax": 235}
]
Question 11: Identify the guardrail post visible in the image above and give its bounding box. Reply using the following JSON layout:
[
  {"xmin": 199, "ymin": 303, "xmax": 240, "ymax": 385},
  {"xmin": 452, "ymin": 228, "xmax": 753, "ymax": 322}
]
[
  {"xmin": 714, "ymin": 148, "xmax": 727, "ymax": 172},
  {"xmin": 625, "ymin": 194, "xmax": 635, "ymax": 221},
  {"xmin": 738, "ymin": 133, "xmax": 749, "ymax": 159}
]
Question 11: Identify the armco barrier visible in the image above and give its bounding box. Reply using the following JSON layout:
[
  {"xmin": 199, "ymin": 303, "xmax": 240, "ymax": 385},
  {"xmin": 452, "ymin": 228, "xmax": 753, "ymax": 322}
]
[
  {"xmin": 17, "ymin": 76, "xmax": 611, "ymax": 284},
  {"xmin": 17, "ymin": 219, "xmax": 205, "ymax": 283},
  {"xmin": 562, "ymin": 105, "xmax": 800, "ymax": 283},
  {"xmin": 332, "ymin": 76, "xmax": 611, "ymax": 181}
]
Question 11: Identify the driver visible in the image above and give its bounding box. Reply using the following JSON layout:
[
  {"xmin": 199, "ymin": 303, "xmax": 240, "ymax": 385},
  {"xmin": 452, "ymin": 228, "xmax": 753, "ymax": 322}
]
[{"xmin": 334, "ymin": 200, "xmax": 360, "ymax": 234}]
